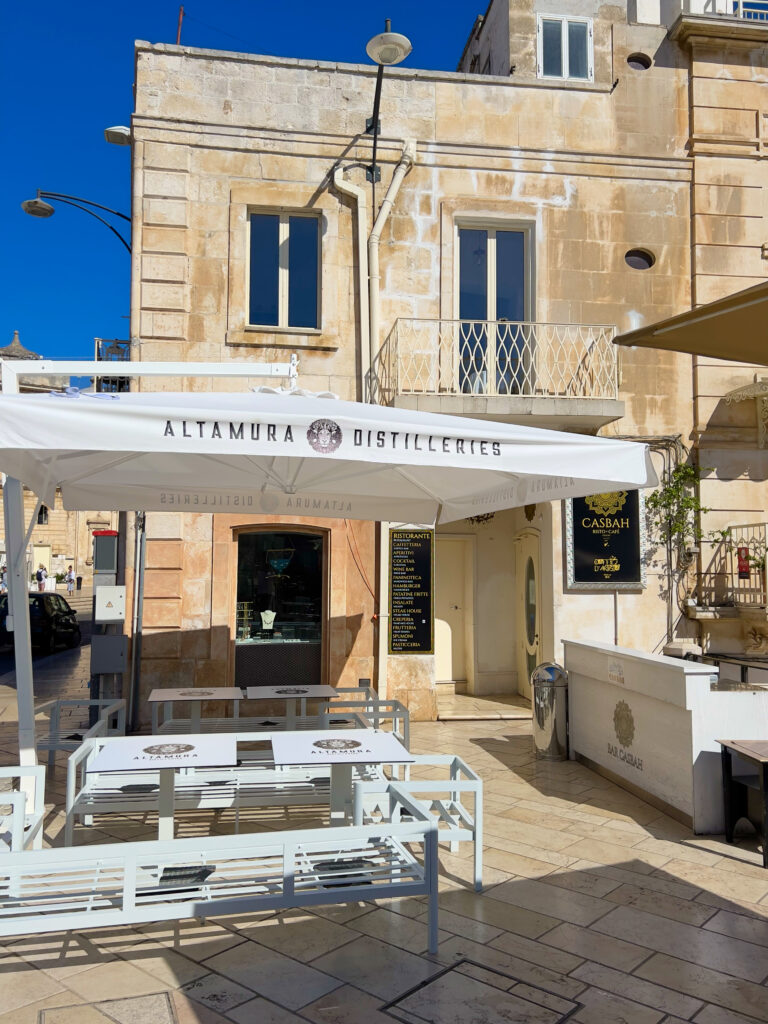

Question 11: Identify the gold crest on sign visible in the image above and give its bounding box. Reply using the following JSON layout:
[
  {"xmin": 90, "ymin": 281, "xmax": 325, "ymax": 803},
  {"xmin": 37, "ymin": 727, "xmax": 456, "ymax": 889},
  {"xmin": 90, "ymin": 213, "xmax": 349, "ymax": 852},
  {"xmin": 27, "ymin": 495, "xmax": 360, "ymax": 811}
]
[
  {"xmin": 613, "ymin": 700, "xmax": 635, "ymax": 748},
  {"xmin": 585, "ymin": 491, "xmax": 628, "ymax": 517}
]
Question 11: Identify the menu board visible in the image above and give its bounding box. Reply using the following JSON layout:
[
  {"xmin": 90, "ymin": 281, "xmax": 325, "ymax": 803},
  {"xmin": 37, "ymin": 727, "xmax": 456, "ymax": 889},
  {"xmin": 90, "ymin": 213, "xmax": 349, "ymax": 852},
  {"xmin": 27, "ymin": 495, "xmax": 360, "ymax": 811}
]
[
  {"xmin": 566, "ymin": 490, "xmax": 645, "ymax": 590},
  {"xmin": 389, "ymin": 529, "xmax": 434, "ymax": 654}
]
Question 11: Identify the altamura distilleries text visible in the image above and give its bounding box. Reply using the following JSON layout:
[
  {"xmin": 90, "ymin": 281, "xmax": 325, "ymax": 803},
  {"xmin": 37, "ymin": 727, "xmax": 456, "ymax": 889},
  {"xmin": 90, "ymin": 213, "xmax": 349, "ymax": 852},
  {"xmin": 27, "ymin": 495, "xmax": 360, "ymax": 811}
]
[{"xmin": 162, "ymin": 419, "xmax": 503, "ymax": 457}]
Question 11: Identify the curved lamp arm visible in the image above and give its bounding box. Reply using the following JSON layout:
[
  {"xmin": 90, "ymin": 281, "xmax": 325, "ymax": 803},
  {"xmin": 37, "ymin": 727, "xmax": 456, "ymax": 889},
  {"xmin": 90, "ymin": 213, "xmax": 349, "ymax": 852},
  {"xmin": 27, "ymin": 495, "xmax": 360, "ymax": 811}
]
[{"xmin": 42, "ymin": 196, "xmax": 131, "ymax": 253}]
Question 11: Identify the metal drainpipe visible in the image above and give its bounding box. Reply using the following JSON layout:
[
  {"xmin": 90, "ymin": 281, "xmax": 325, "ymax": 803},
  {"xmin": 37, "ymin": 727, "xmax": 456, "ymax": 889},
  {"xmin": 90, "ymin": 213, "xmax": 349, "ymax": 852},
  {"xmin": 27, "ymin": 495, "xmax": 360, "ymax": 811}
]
[
  {"xmin": 368, "ymin": 140, "xmax": 416, "ymax": 367},
  {"xmin": 366, "ymin": 140, "xmax": 416, "ymax": 700},
  {"xmin": 332, "ymin": 167, "xmax": 370, "ymax": 401}
]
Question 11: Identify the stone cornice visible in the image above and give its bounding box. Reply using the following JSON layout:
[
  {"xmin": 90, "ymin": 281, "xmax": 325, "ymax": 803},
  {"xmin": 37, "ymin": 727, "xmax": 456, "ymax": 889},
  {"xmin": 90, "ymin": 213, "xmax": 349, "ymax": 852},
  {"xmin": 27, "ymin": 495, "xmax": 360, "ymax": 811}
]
[
  {"xmin": 670, "ymin": 13, "xmax": 768, "ymax": 45},
  {"xmin": 134, "ymin": 40, "xmax": 614, "ymax": 94}
]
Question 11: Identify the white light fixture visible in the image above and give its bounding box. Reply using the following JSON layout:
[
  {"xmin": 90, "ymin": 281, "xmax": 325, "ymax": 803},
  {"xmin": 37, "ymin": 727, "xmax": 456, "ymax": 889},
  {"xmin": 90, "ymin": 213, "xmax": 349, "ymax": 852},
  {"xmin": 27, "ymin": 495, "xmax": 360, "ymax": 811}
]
[
  {"xmin": 104, "ymin": 125, "xmax": 131, "ymax": 146},
  {"xmin": 21, "ymin": 198, "xmax": 55, "ymax": 218},
  {"xmin": 366, "ymin": 29, "xmax": 412, "ymax": 66}
]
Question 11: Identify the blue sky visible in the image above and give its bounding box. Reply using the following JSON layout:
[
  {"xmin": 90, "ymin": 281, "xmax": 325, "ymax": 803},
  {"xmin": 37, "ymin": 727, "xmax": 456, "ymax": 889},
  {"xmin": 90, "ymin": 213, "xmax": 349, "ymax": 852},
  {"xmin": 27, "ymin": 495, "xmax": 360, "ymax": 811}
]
[{"xmin": 1, "ymin": 1, "xmax": 482, "ymax": 360}]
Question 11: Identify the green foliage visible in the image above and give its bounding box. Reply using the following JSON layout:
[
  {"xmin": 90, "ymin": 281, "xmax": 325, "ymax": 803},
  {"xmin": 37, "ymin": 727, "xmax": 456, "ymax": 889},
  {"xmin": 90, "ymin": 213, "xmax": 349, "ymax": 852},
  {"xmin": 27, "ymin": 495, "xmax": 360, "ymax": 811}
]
[{"xmin": 645, "ymin": 463, "xmax": 709, "ymax": 550}]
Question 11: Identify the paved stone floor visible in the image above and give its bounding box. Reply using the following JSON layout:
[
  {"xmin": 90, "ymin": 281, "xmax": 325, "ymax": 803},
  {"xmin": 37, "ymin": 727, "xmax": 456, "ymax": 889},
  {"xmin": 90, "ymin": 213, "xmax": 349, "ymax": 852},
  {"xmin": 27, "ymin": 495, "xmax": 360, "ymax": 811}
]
[
  {"xmin": 436, "ymin": 691, "xmax": 532, "ymax": 721},
  {"xmin": 0, "ymin": 693, "xmax": 767, "ymax": 1022}
]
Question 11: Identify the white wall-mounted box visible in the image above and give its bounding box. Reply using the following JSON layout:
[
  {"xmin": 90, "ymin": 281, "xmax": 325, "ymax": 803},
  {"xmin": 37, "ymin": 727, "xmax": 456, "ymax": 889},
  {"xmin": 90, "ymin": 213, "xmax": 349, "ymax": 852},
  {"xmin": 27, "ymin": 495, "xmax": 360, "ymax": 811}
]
[{"xmin": 94, "ymin": 586, "xmax": 126, "ymax": 623}]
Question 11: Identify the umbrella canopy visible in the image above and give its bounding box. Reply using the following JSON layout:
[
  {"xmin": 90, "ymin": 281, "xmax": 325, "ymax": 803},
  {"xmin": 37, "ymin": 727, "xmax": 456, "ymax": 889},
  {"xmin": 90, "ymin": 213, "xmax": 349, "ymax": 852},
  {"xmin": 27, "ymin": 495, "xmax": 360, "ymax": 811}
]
[
  {"xmin": 613, "ymin": 281, "xmax": 768, "ymax": 364},
  {"xmin": 0, "ymin": 390, "xmax": 656, "ymax": 523}
]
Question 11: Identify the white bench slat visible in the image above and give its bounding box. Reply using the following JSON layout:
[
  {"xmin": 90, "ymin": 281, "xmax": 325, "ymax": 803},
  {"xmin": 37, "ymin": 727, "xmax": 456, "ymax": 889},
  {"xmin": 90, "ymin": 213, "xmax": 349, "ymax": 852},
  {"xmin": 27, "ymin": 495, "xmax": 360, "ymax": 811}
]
[{"xmin": 0, "ymin": 786, "xmax": 439, "ymax": 951}]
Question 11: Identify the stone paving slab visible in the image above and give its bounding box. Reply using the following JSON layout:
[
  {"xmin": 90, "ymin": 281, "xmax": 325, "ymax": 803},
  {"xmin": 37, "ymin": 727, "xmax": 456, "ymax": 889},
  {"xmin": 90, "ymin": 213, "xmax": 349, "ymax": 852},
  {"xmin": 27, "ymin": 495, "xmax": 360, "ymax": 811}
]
[{"xmin": 0, "ymin": 678, "xmax": 765, "ymax": 1022}]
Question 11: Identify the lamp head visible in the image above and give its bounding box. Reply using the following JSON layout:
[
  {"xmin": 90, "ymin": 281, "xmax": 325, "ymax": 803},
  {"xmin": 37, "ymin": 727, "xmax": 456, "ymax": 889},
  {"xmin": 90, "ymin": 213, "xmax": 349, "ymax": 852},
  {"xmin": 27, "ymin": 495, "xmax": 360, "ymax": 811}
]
[
  {"xmin": 21, "ymin": 198, "xmax": 55, "ymax": 218},
  {"xmin": 366, "ymin": 29, "xmax": 412, "ymax": 66},
  {"xmin": 104, "ymin": 125, "xmax": 131, "ymax": 146}
]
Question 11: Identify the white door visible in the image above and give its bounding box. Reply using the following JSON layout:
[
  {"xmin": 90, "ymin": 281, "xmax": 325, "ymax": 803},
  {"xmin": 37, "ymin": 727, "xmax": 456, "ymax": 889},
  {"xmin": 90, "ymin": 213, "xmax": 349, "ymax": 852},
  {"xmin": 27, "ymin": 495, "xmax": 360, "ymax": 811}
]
[
  {"xmin": 435, "ymin": 538, "xmax": 468, "ymax": 684},
  {"xmin": 517, "ymin": 532, "xmax": 541, "ymax": 700}
]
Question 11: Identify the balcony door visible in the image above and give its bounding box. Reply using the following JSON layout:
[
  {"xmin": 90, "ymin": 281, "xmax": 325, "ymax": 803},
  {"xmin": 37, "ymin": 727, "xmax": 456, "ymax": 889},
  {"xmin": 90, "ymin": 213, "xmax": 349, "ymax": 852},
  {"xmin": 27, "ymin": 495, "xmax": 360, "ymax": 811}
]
[{"xmin": 457, "ymin": 225, "xmax": 531, "ymax": 395}]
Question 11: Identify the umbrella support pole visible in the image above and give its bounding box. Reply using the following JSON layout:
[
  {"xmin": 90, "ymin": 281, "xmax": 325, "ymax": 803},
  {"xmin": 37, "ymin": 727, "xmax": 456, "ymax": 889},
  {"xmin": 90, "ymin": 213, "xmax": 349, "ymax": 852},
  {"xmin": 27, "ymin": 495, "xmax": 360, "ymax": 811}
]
[{"xmin": 3, "ymin": 476, "xmax": 38, "ymax": 767}]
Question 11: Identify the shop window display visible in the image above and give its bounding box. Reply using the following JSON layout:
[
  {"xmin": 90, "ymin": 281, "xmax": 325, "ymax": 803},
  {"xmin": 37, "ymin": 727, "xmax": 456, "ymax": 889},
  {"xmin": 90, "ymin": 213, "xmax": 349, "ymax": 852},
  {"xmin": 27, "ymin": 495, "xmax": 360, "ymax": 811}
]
[{"xmin": 235, "ymin": 531, "xmax": 324, "ymax": 686}]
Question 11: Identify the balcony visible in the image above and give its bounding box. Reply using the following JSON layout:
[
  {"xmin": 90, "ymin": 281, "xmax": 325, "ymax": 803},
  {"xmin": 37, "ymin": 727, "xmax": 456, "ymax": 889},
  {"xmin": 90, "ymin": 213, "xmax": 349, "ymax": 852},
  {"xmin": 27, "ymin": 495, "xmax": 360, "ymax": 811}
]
[
  {"xmin": 697, "ymin": 523, "xmax": 767, "ymax": 610},
  {"xmin": 367, "ymin": 319, "xmax": 623, "ymax": 430}
]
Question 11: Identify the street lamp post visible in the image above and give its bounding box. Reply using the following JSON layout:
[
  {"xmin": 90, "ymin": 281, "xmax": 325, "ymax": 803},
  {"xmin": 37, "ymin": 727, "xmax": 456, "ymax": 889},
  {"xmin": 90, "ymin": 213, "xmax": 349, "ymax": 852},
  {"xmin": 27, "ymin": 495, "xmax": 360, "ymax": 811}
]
[
  {"xmin": 364, "ymin": 20, "xmax": 413, "ymax": 209},
  {"xmin": 21, "ymin": 190, "xmax": 131, "ymax": 253}
]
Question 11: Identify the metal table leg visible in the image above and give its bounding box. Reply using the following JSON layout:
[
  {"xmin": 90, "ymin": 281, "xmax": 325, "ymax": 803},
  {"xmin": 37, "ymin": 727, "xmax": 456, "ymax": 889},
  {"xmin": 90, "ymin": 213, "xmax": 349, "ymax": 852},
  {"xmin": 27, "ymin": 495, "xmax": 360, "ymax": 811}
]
[
  {"xmin": 158, "ymin": 768, "xmax": 175, "ymax": 840},
  {"xmin": 330, "ymin": 764, "xmax": 352, "ymax": 823}
]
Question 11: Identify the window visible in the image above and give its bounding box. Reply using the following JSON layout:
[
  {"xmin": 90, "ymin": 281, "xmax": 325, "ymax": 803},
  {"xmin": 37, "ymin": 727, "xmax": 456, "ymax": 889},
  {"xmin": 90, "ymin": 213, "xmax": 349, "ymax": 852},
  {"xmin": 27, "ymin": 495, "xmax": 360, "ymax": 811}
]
[
  {"xmin": 537, "ymin": 16, "xmax": 593, "ymax": 81},
  {"xmin": 625, "ymin": 248, "xmax": 656, "ymax": 270},
  {"xmin": 456, "ymin": 224, "xmax": 532, "ymax": 395},
  {"xmin": 37, "ymin": 505, "xmax": 48, "ymax": 525},
  {"xmin": 235, "ymin": 530, "xmax": 325, "ymax": 687},
  {"xmin": 249, "ymin": 212, "xmax": 320, "ymax": 330}
]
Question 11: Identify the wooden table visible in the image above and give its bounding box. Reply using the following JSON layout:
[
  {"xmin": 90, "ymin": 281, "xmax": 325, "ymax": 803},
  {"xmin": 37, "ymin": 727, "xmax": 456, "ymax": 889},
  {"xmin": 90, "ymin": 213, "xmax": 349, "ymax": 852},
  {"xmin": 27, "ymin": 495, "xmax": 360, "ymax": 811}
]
[
  {"xmin": 271, "ymin": 728, "xmax": 414, "ymax": 823},
  {"xmin": 245, "ymin": 684, "xmax": 337, "ymax": 729},
  {"xmin": 148, "ymin": 687, "xmax": 244, "ymax": 733},
  {"xmin": 718, "ymin": 739, "xmax": 768, "ymax": 868},
  {"xmin": 87, "ymin": 734, "xmax": 237, "ymax": 841}
]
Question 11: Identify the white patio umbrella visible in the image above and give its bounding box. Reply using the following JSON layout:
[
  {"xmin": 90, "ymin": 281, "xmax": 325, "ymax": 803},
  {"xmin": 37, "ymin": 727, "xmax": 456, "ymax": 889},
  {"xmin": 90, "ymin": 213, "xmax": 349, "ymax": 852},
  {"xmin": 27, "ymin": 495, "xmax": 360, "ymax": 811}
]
[
  {"xmin": 0, "ymin": 389, "xmax": 656, "ymax": 523},
  {"xmin": 0, "ymin": 387, "xmax": 656, "ymax": 765}
]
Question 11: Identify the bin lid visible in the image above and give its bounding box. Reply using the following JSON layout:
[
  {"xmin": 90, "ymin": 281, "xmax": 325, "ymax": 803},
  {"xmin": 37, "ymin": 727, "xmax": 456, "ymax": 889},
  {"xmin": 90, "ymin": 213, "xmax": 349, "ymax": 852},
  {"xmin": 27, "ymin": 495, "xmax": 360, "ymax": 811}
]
[{"xmin": 531, "ymin": 662, "xmax": 567, "ymax": 687}]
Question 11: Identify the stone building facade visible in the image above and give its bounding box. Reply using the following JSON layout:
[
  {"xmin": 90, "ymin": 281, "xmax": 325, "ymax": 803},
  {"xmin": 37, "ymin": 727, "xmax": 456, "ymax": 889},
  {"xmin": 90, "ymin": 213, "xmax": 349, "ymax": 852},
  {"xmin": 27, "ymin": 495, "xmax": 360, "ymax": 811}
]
[{"xmin": 126, "ymin": 0, "xmax": 767, "ymax": 719}]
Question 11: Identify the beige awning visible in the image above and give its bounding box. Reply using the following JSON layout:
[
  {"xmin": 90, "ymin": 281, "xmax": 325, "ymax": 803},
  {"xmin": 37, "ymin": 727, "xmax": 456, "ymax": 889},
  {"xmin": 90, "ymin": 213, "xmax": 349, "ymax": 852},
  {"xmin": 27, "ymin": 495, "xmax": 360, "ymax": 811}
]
[{"xmin": 613, "ymin": 281, "xmax": 768, "ymax": 365}]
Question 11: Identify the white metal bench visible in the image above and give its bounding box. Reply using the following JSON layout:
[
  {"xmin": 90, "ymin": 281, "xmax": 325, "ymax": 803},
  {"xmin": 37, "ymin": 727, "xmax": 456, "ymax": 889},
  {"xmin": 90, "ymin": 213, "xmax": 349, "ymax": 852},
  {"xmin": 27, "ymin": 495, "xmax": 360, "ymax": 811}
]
[
  {"xmin": 0, "ymin": 767, "xmax": 45, "ymax": 852},
  {"xmin": 37, "ymin": 699, "xmax": 126, "ymax": 773},
  {"xmin": 352, "ymin": 754, "xmax": 483, "ymax": 890},
  {"xmin": 65, "ymin": 730, "xmax": 382, "ymax": 846},
  {"xmin": 0, "ymin": 785, "xmax": 440, "ymax": 951}
]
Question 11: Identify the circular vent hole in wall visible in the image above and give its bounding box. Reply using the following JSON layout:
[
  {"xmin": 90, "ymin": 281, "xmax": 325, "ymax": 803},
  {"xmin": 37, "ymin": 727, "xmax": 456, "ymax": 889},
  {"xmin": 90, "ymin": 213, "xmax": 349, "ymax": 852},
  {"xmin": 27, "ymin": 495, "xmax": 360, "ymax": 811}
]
[
  {"xmin": 627, "ymin": 52, "xmax": 652, "ymax": 70},
  {"xmin": 625, "ymin": 248, "xmax": 656, "ymax": 270}
]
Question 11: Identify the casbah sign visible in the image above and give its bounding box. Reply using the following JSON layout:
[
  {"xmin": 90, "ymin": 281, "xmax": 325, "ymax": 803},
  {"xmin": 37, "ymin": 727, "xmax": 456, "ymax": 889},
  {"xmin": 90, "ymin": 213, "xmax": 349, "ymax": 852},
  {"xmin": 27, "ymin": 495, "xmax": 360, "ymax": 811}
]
[{"xmin": 565, "ymin": 490, "xmax": 646, "ymax": 591}]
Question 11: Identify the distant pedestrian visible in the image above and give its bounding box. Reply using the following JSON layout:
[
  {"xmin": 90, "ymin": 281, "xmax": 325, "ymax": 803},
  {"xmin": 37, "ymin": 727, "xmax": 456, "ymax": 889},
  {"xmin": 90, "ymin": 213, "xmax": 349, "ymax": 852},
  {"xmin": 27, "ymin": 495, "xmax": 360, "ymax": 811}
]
[
  {"xmin": 66, "ymin": 565, "xmax": 75, "ymax": 596},
  {"xmin": 0, "ymin": 567, "xmax": 6, "ymax": 595},
  {"xmin": 36, "ymin": 564, "xmax": 47, "ymax": 592}
]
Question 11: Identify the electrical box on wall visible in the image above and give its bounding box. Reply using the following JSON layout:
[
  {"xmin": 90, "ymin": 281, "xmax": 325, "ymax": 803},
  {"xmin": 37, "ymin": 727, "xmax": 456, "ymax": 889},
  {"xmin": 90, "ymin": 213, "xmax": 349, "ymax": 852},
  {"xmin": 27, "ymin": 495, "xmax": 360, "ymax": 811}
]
[
  {"xmin": 91, "ymin": 634, "xmax": 128, "ymax": 674},
  {"xmin": 93, "ymin": 529, "xmax": 119, "ymax": 588},
  {"xmin": 94, "ymin": 585, "xmax": 126, "ymax": 623}
]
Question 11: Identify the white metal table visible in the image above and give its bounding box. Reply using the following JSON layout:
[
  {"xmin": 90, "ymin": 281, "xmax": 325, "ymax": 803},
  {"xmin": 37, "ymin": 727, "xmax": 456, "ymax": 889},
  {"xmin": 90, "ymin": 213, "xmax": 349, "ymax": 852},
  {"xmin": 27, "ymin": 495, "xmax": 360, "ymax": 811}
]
[
  {"xmin": 148, "ymin": 687, "xmax": 244, "ymax": 733},
  {"xmin": 245, "ymin": 684, "xmax": 338, "ymax": 729},
  {"xmin": 271, "ymin": 728, "xmax": 414, "ymax": 823},
  {"xmin": 86, "ymin": 734, "xmax": 237, "ymax": 840}
]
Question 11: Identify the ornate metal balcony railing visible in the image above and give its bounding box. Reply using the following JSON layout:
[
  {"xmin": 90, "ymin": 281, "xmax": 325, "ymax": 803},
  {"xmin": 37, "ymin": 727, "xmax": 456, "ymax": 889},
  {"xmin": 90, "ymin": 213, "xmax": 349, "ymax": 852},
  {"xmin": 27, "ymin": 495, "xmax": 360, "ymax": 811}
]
[
  {"xmin": 95, "ymin": 338, "xmax": 131, "ymax": 393},
  {"xmin": 732, "ymin": 0, "xmax": 768, "ymax": 21},
  {"xmin": 698, "ymin": 522, "xmax": 767, "ymax": 608},
  {"xmin": 367, "ymin": 318, "xmax": 618, "ymax": 405}
]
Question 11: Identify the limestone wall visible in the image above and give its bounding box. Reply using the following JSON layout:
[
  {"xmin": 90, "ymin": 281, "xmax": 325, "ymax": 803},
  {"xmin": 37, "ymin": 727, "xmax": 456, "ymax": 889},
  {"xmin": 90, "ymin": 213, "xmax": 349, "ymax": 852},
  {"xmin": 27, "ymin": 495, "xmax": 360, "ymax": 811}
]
[{"xmin": 130, "ymin": 10, "xmax": 766, "ymax": 713}]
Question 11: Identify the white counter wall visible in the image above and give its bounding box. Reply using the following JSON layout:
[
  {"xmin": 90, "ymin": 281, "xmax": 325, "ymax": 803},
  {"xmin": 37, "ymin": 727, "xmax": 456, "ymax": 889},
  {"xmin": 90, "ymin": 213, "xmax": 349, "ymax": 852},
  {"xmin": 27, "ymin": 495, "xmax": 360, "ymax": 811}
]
[{"xmin": 563, "ymin": 640, "xmax": 768, "ymax": 833}]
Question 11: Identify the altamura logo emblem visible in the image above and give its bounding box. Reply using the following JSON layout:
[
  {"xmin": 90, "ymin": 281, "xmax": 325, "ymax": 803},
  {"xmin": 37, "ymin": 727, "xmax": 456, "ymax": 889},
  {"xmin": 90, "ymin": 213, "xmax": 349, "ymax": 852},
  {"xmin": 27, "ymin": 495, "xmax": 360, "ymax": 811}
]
[{"xmin": 307, "ymin": 419, "xmax": 342, "ymax": 453}]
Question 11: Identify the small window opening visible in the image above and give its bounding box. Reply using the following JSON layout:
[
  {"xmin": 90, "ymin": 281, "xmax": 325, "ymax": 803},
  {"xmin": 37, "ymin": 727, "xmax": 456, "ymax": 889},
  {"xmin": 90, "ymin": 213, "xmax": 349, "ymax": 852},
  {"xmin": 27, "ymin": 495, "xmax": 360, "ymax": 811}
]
[
  {"xmin": 37, "ymin": 505, "xmax": 49, "ymax": 525},
  {"xmin": 627, "ymin": 52, "xmax": 652, "ymax": 70},
  {"xmin": 625, "ymin": 249, "xmax": 656, "ymax": 270}
]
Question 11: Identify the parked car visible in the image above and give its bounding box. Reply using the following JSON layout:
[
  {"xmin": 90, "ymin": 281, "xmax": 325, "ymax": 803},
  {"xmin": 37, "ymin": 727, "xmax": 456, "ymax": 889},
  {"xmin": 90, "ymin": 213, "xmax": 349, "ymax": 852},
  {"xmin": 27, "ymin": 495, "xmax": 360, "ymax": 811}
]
[{"xmin": 0, "ymin": 593, "xmax": 81, "ymax": 653}]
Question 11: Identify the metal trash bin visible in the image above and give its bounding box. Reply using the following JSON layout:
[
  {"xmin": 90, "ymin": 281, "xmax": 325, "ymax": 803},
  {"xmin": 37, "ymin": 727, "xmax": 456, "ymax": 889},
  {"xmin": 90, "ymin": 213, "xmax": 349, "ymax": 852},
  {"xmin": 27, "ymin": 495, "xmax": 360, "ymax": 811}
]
[
  {"xmin": 531, "ymin": 662, "xmax": 568, "ymax": 761},
  {"xmin": 76, "ymin": 575, "xmax": 83, "ymax": 591}
]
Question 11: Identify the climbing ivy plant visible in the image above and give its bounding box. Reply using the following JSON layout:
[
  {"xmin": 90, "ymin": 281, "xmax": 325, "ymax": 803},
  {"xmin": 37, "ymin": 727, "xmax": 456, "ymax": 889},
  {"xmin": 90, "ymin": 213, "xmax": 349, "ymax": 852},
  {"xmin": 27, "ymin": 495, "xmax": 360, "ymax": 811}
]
[{"xmin": 645, "ymin": 463, "xmax": 709, "ymax": 558}]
